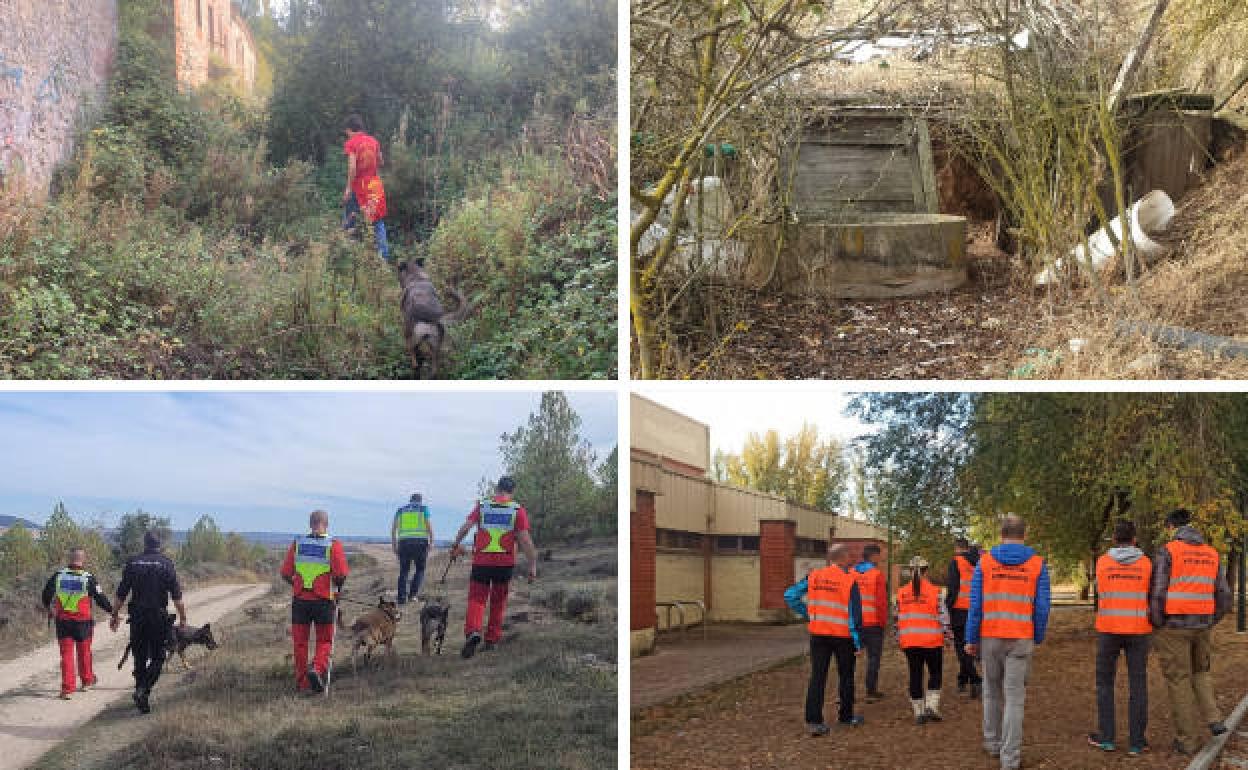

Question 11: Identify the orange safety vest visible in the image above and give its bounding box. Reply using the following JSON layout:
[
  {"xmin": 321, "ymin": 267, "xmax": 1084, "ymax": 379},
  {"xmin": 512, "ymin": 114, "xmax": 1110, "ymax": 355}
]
[
  {"xmin": 953, "ymin": 554, "xmax": 975, "ymax": 611},
  {"xmin": 1164, "ymin": 540, "xmax": 1219, "ymax": 616},
  {"xmin": 896, "ymin": 578, "xmax": 943, "ymax": 649},
  {"xmin": 1094, "ymin": 553, "xmax": 1152, "ymax": 634},
  {"xmin": 807, "ymin": 565, "xmax": 855, "ymax": 638},
  {"xmin": 854, "ymin": 566, "xmax": 883, "ymax": 627},
  {"xmin": 979, "ymin": 552, "xmax": 1043, "ymax": 639}
]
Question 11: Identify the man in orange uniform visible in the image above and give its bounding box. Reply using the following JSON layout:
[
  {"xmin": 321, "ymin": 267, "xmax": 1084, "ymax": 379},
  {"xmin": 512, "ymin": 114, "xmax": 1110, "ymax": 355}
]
[
  {"xmin": 280, "ymin": 509, "xmax": 349, "ymax": 694},
  {"xmin": 785, "ymin": 543, "xmax": 865, "ymax": 735},
  {"xmin": 1149, "ymin": 508, "xmax": 1232, "ymax": 756},
  {"xmin": 41, "ymin": 546, "xmax": 114, "ymax": 700},
  {"xmin": 946, "ymin": 536, "xmax": 982, "ymax": 698},
  {"xmin": 965, "ymin": 515, "xmax": 1051, "ymax": 770},
  {"xmin": 342, "ymin": 114, "xmax": 390, "ymax": 261},
  {"xmin": 853, "ymin": 543, "xmax": 887, "ymax": 701},
  {"xmin": 449, "ymin": 476, "xmax": 538, "ymax": 659},
  {"xmin": 1087, "ymin": 520, "xmax": 1153, "ymax": 755}
]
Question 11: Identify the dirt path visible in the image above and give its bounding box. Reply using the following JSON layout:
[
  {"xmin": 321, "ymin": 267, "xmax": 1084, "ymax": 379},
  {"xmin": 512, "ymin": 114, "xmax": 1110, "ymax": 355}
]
[
  {"xmin": 0, "ymin": 582, "xmax": 270, "ymax": 770},
  {"xmin": 633, "ymin": 609, "xmax": 1248, "ymax": 770}
]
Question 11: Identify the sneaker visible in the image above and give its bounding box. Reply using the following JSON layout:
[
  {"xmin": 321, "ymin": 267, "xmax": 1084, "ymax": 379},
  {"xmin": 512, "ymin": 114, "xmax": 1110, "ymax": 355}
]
[
  {"xmin": 1211, "ymin": 721, "xmax": 1228, "ymax": 736},
  {"xmin": 59, "ymin": 691, "xmax": 72, "ymax": 700},
  {"xmin": 79, "ymin": 676, "xmax": 98, "ymax": 692},
  {"xmin": 134, "ymin": 689, "xmax": 151, "ymax": 714},
  {"xmin": 461, "ymin": 632, "xmax": 482, "ymax": 659},
  {"xmin": 838, "ymin": 715, "xmax": 865, "ymax": 727},
  {"xmin": 806, "ymin": 722, "xmax": 830, "ymax": 736},
  {"xmin": 307, "ymin": 667, "xmax": 324, "ymax": 694},
  {"xmin": 957, "ymin": 681, "xmax": 967, "ymax": 693},
  {"xmin": 1127, "ymin": 742, "xmax": 1150, "ymax": 756},
  {"xmin": 970, "ymin": 682, "xmax": 982, "ymax": 699},
  {"xmin": 483, "ymin": 641, "xmax": 497, "ymax": 652},
  {"xmin": 1087, "ymin": 733, "xmax": 1115, "ymax": 752},
  {"xmin": 865, "ymin": 690, "xmax": 884, "ymax": 703}
]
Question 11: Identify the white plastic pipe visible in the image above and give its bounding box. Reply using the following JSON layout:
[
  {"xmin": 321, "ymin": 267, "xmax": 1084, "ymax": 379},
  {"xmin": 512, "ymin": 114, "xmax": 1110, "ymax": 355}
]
[{"xmin": 1034, "ymin": 190, "xmax": 1175, "ymax": 285}]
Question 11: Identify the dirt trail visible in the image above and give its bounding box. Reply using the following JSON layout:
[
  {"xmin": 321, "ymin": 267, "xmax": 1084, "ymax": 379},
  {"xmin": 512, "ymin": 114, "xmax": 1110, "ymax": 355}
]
[{"xmin": 0, "ymin": 582, "xmax": 270, "ymax": 770}]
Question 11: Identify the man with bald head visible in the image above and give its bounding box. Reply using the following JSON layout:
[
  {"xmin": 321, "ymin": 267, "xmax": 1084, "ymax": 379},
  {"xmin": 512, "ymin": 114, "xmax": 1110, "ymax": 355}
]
[
  {"xmin": 785, "ymin": 542, "xmax": 865, "ymax": 735},
  {"xmin": 965, "ymin": 515, "xmax": 1051, "ymax": 770},
  {"xmin": 281, "ymin": 510, "xmax": 349, "ymax": 694}
]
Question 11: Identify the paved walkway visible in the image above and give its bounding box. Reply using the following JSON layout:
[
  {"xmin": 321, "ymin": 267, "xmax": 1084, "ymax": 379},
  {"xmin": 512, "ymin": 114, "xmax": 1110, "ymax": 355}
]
[{"xmin": 632, "ymin": 624, "xmax": 809, "ymax": 709}]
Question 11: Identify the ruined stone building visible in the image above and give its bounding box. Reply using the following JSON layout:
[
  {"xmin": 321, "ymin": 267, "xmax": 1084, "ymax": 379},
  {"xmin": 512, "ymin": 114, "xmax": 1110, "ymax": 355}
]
[{"xmin": 171, "ymin": 0, "xmax": 258, "ymax": 95}]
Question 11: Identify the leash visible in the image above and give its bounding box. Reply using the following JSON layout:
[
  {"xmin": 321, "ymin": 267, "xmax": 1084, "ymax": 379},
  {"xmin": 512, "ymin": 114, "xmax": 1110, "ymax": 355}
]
[
  {"xmin": 438, "ymin": 552, "xmax": 458, "ymax": 585},
  {"xmin": 325, "ymin": 596, "xmax": 338, "ymax": 699}
]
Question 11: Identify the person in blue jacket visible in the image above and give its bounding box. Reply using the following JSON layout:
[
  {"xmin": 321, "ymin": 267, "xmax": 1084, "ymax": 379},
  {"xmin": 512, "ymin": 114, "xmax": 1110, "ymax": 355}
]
[
  {"xmin": 785, "ymin": 543, "xmax": 865, "ymax": 735},
  {"xmin": 964, "ymin": 515, "xmax": 1051, "ymax": 770}
]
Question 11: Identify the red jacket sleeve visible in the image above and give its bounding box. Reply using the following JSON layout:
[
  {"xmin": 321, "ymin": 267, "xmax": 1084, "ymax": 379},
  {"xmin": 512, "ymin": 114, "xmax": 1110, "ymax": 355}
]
[
  {"xmin": 330, "ymin": 540, "xmax": 349, "ymax": 579},
  {"xmin": 280, "ymin": 543, "xmax": 296, "ymax": 579},
  {"xmin": 514, "ymin": 507, "xmax": 530, "ymax": 532}
]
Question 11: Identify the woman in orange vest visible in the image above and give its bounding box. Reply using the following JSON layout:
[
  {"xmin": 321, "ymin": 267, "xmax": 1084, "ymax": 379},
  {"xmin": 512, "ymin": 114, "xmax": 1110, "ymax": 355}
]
[
  {"xmin": 894, "ymin": 556, "xmax": 951, "ymax": 724},
  {"xmin": 1087, "ymin": 520, "xmax": 1153, "ymax": 755}
]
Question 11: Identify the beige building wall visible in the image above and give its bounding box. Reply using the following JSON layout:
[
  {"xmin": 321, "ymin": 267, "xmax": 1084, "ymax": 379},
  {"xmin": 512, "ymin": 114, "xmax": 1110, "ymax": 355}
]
[
  {"xmin": 710, "ymin": 555, "xmax": 766, "ymax": 622},
  {"xmin": 654, "ymin": 472, "xmax": 712, "ymax": 532},
  {"xmin": 711, "ymin": 484, "xmax": 785, "ymax": 533},
  {"xmin": 655, "ymin": 552, "xmax": 704, "ymax": 630},
  {"xmin": 631, "ymin": 394, "xmax": 710, "ymax": 473}
]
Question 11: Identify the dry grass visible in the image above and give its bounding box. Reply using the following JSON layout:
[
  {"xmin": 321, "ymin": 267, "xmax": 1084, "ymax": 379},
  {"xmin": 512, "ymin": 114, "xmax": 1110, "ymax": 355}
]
[{"xmin": 29, "ymin": 542, "xmax": 617, "ymax": 770}]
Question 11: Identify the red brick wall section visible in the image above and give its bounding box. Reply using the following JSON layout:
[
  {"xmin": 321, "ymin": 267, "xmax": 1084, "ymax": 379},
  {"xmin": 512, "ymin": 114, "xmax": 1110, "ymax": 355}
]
[
  {"xmin": 632, "ymin": 491, "xmax": 657, "ymax": 631},
  {"xmin": 759, "ymin": 520, "xmax": 797, "ymax": 609}
]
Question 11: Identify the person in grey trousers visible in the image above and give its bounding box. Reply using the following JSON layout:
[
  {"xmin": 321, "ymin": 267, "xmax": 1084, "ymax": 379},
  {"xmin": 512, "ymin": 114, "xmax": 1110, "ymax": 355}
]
[{"xmin": 964, "ymin": 514, "xmax": 1051, "ymax": 770}]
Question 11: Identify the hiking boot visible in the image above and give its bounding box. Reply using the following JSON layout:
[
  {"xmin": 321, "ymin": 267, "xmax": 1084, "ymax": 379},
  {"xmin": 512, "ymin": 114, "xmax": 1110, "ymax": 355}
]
[
  {"xmin": 924, "ymin": 691, "xmax": 943, "ymax": 722},
  {"xmin": 461, "ymin": 632, "xmax": 482, "ymax": 659},
  {"xmin": 79, "ymin": 676, "xmax": 98, "ymax": 692},
  {"xmin": 307, "ymin": 667, "xmax": 324, "ymax": 694},
  {"xmin": 838, "ymin": 715, "xmax": 865, "ymax": 727},
  {"xmin": 865, "ymin": 690, "xmax": 884, "ymax": 703},
  {"xmin": 1211, "ymin": 721, "xmax": 1228, "ymax": 736},
  {"xmin": 134, "ymin": 688, "xmax": 151, "ymax": 714},
  {"xmin": 969, "ymin": 682, "xmax": 982, "ymax": 699},
  {"xmin": 483, "ymin": 641, "xmax": 497, "ymax": 652},
  {"xmin": 957, "ymin": 680, "xmax": 967, "ymax": 693},
  {"xmin": 1087, "ymin": 733, "xmax": 1115, "ymax": 752},
  {"xmin": 910, "ymin": 699, "xmax": 927, "ymax": 725},
  {"xmin": 806, "ymin": 722, "xmax": 830, "ymax": 737},
  {"xmin": 59, "ymin": 691, "xmax": 72, "ymax": 700}
]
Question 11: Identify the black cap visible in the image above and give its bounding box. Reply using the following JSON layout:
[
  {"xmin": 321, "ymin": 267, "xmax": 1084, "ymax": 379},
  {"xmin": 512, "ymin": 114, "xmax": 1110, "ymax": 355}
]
[
  {"xmin": 410, "ymin": 493, "xmax": 423, "ymax": 503},
  {"xmin": 143, "ymin": 531, "xmax": 162, "ymax": 550},
  {"xmin": 496, "ymin": 476, "xmax": 516, "ymax": 493}
]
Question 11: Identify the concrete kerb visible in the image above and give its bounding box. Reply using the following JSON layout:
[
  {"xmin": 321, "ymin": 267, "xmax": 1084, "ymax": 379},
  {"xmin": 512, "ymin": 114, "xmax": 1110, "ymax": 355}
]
[{"xmin": 1186, "ymin": 689, "xmax": 1248, "ymax": 770}]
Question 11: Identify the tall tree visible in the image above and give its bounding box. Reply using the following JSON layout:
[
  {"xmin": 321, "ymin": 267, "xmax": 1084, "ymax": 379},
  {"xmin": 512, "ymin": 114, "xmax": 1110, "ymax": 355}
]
[
  {"xmin": 714, "ymin": 423, "xmax": 847, "ymax": 511},
  {"xmin": 116, "ymin": 510, "xmax": 174, "ymax": 560},
  {"xmin": 0, "ymin": 523, "xmax": 42, "ymax": 585},
  {"xmin": 40, "ymin": 501, "xmax": 83, "ymax": 569},
  {"xmin": 182, "ymin": 514, "xmax": 226, "ymax": 564}
]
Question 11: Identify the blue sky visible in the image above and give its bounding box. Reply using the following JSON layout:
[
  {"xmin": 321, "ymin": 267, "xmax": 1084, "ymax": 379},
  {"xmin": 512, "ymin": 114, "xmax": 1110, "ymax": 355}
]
[{"xmin": 0, "ymin": 391, "xmax": 617, "ymax": 537}]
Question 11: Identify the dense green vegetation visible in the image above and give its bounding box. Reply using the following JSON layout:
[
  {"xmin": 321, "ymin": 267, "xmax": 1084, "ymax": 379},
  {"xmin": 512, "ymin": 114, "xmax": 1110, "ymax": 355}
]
[{"xmin": 0, "ymin": 0, "xmax": 616, "ymax": 379}]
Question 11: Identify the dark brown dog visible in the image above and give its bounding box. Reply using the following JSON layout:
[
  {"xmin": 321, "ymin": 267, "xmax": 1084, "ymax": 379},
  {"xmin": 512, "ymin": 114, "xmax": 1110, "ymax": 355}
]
[
  {"xmin": 117, "ymin": 615, "xmax": 219, "ymax": 671},
  {"xmin": 418, "ymin": 596, "xmax": 451, "ymax": 655},
  {"xmin": 397, "ymin": 261, "xmax": 471, "ymax": 378},
  {"xmin": 345, "ymin": 597, "xmax": 401, "ymax": 673}
]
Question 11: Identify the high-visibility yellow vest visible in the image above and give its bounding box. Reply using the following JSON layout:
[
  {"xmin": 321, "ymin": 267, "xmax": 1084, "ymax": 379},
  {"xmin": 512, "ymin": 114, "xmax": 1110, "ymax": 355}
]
[
  {"xmin": 1095, "ymin": 553, "xmax": 1152, "ymax": 634},
  {"xmin": 293, "ymin": 534, "xmax": 334, "ymax": 593},
  {"xmin": 980, "ymin": 552, "xmax": 1043, "ymax": 639},
  {"xmin": 1164, "ymin": 541, "xmax": 1219, "ymax": 616},
  {"xmin": 396, "ymin": 504, "xmax": 430, "ymax": 540},
  {"xmin": 55, "ymin": 568, "xmax": 89, "ymax": 613},
  {"xmin": 478, "ymin": 499, "xmax": 519, "ymax": 553},
  {"xmin": 897, "ymin": 578, "xmax": 943, "ymax": 648},
  {"xmin": 806, "ymin": 565, "xmax": 854, "ymax": 638}
]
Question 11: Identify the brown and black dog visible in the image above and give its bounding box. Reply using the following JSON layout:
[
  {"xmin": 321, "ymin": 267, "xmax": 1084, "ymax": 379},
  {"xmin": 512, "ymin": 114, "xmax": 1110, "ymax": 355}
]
[
  {"xmin": 117, "ymin": 615, "xmax": 219, "ymax": 671},
  {"xmin": 340, "ymin": 597, "xmax": 401, "ymax": 673},
  {"xmin": 397, "ymin": 261, "xmax": 472, "ymax": 378},
  {"xmin": 418, "ymin": 596, "xmax": 451, "ymax": 655}
]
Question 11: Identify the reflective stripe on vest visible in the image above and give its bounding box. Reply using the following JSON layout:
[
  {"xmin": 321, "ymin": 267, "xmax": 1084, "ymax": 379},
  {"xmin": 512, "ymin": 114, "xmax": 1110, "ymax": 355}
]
[
  {"xmin": 896, "ymin": 578, "xmax": 943, "ymax": 648},
  {"xmin": 854, "ymin": 566, "xmax": 882, "ymax": 626},
  {"xmin": 1164, "ymin": 540, "xmax": 1218, "ymax": 616},
  {"xmin": 979, "ymin": 552, "xmax": 1042, "ymax": 639},
  {"xmin": 1094, "ymin": 553, "xmax": 1152, "ymax": 634},
  {"xmin": 478, "ymin": 500, "xmax": 519, "ymax": 553},
  {"xmin": 807, "ymin": 565, "xmax": 854, "ymax": 638},
  {"xmin": 396, "ymin": 504, "xmax": 430, "ymax": 540},
  {"xmin": 55, "ymin": 569, "xmax": 89, "ymax": 614},
  {"xmin": 953, "ymin": 555, "xmax": 975, "ymax": 610},
  {"xmin": 293, "ymin": 534, "xmax": 334, "ymax": 594}
]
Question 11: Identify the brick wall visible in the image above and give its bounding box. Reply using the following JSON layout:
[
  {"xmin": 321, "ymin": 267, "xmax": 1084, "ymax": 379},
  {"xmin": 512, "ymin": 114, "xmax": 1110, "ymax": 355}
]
[
  {"xmin": 759, "ymin": 520, "xmax": 796, "ymax": 609},
  {"xmin": 632, "ymin": 490, "xmax": 657, "ymax": 632},
  {"xmin": 172, "ymin": 0, "xmax": 257, "ymax": 94},
  {"xmin": 1, "ymin": 0, "xmax": 118, "ymax": 199}
]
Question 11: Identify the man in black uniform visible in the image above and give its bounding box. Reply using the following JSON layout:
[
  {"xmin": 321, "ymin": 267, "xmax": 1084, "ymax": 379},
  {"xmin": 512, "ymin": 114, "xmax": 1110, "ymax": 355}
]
[{"xmin": 109, "ymin": 531, "xmax": 188, "ymax": 714}]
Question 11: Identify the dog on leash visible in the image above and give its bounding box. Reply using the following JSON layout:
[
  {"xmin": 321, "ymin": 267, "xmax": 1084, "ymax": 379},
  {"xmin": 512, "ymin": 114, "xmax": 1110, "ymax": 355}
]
[
  {"xmin": 342, "ymin": 597, "xmax": 401, "ymax": 673},
  {"xmin": 418, "ymin": 596, "xmax": 451, "ymax": 655},
  {"xmin": 117, "ymin": 614, "xmax": 219, "ymax": 671},
  {"xmin": 397, "ymin": 261, "xmax": 472, "ymax": 378}
]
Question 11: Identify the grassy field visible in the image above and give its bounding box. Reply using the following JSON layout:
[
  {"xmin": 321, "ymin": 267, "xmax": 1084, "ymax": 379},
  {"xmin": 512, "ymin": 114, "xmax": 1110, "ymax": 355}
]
[{"xmin": 29, "ymin": 541, "xmax": 617, "ymax": 770}]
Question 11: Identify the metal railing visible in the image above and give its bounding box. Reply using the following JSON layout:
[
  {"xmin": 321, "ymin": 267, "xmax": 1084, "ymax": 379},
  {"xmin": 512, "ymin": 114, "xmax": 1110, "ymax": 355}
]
[{"xmin": 656, "ymin": 600, "xmax": 707, "ymax": 640}]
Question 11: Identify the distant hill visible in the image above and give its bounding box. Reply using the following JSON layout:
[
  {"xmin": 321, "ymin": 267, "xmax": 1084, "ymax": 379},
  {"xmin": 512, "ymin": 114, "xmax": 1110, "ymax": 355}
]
[{"xmin": 0, "ymin": 514, "xmax": 40, "ymax": 530}]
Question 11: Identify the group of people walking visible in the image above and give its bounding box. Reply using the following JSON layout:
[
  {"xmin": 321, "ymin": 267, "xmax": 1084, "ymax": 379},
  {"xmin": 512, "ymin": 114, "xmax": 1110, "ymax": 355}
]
[
  {"xmin": 786, "ymin": 509, "xmax": 1234, "ymax": 769},
  {"xmin": 40, "ymin": 476, "xmax": 536, "ymax": 710}
]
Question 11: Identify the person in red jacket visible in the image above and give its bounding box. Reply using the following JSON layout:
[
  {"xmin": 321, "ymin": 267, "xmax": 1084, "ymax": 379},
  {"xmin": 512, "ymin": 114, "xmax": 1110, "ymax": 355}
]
[
  {"xmin": 41, "ymin": 546, "xmax": 114, "ymax": 700},
  {"xmin": 280, "ymin": 510, "xmax": 349, "ymax": 693},
  {"xmin": 341, "ymin": 114, "xmax": 390, "ymax": 261},
  {"xmin": 449, "ymin": 476, "xmax": 538, "ymax": 659}
]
